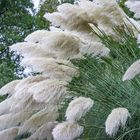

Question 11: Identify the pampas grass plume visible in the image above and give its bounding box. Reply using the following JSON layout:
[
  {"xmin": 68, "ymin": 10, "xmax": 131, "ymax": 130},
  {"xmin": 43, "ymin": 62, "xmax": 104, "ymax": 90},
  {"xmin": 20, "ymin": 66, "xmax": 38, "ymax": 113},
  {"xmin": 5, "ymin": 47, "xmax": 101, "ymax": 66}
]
[
  {"xmin": 105, "ymin": 107, "xmax": 130, "ymax": 137},
  {"xmin": 52, "ymin": 121, "xmax": 83, "ymax": 140},
  {"xmin": 0, "ymin": 80, "xmax": 20, "ymax": 96},
  {"xmin": 0, "ymin": 127, "xmax": 18, "ymax": 140},
  {"xmin": 65, "ymin": 97, "xmax": 94, "ymax": 121},
  {"xmin": 123, "ymin": 59, "xmax": 140, "ymax": 81}
]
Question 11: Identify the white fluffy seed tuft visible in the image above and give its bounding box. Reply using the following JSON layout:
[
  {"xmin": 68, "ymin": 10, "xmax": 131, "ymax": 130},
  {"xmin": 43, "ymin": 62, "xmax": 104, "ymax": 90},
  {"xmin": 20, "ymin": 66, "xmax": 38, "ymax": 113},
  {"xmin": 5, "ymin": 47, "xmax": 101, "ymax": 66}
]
[
  {"xmin": 21, "ymin": 57, "xmax": 79, "ymax": 81},
  {"xmin": 18, "ymin": 106, "xmax": 59, "ymax": 135},
  {"xmin": 0, "ymin": 80, "xmax": 21, "ymax": 96},
  {"xmin": 123, "ymin": 59, "xmax": 140, "ymax": 81},
  {"xmin": 65, "ymin": 97, "xmax": 94, "ymax": 121},
  {"xmin": 0, "ymin": 127, "xmax": 18, "ymax": 140},
  {"xmin": 28, "ymin": 79, "xmax": 68, "ymax": 104},
  {"xmin": 105, "ymin": 107, "xmax": 130, "ymax": 137},
  {"xmin": 52, "ymin": 121, "xmax": 83, "ymax": 140},
  {"xmin": 27, "ymin": 121, "xmax": 58, "ymax": 140}
]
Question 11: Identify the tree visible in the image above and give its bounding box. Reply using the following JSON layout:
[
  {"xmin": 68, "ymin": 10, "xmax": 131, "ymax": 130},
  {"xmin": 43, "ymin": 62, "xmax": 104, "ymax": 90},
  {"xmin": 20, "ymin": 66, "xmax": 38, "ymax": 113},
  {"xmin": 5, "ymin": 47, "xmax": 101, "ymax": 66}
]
[
  {"xmin": 0, "ymin": 0, "xmax": 49, "ymax": 87},
  {"xmin": 0, "ymin": 0, "xmax": 74, "ymax": 88},
  {"xmin": 38, "ymin": 0, "xmax": 74, "ymax": 20}
]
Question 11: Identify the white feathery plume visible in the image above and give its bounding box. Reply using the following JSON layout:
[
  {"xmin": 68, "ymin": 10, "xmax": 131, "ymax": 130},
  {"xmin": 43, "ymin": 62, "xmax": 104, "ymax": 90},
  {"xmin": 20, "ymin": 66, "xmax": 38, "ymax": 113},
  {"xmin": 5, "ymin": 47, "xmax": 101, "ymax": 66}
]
[
  {"xmin": 9, "ymin": 94, "xmax": 46, "ymax": 113},
  {"xmin": 20, "ymin": 57, "xmax": 74, "ymax": 70},
  {"xmin": 68, "ymin": 30, "xmax": 95, "ymax": 42},
  {"xmin": 44, "ymin": 12, "xmax": 64, "ymax": 28},
  {"xmin": 10, "ymin": 95, "xmax": 47, "ymax": 114},
  {"xmin": 78, "ymin": 0, "xmax": 122, "ymax": 22},
  {"xmin": 15, "ymin": 75, "xmax": 46, "ymax": 91},
  {"xmin": 0, "ymin": 127, "xmax": 18, "ymax": 140},
  {"xmin": 10, "ymin": 89, "xmax": 46, "ymax": 114},
  {"xmin": 123, "ymin": 59, "xmax": 140, "ymax": 81},
  {"xmin": 66, "ymin": 97, "xmax": 94, "ymax": 121},
  {"xmin": 0, "ymin": 110, "xmax": 33, "ymax": 131},
  {"xmin": 10, "ymin": 95, "xmax": 34, "ymax": 113},
  {"xmin": 0, "ymin": 80, "xmax": 20, "ymax": 96},
  {"xmin": 10, "ymin": 42, "xmax": 51, "ymax": 58},
  {"xmin": 0, "ymin": 98, "xmax": 12, "ymax": 115},
  {"xmin": 18, "ymin": 106, "xmax": 59, "ymax": 135},
  {"xmin": 9, "ymin": 81, "xmax": 46, "ymax": 112},
  {"xmin": 81, "ymin": 42, "xmax": 110, "ymax": 57},
  {"xmin": 42, "ymin": 31, "xmax": 81, "ymax": 59},
  {"xmin": 21, "ymin": 57, "xmax": 79, "ymax": 81},
  {"xmin": 57, "ymin": 2, "xmax": 94, "ymax": 23},
  {"xmin": 13, "ymin": 79, "xmax": 47, "ymax": 102},
  {"xmin": 44, "ymin": 4, "xmax": 95, "ymax": 32},
  {"xmin": 102, "ymin": 1, "xmax": 140, "ymax": 35},
  {"xmin": 52, "ymin": 121, "xmax": 83, "ymax": 140},
  {"xmin": 9, "ymin": 42, "xmax": 39, "ymax": 53},
  {"xmin": 24, "ymin": 30, "xmax": 51, "ymax": 43},
  {"xmin": 137, "ymin": 34, "xmax": 140, "ymax": 44},
  {"xmin": 25, "ymin": 30, "xmax": 80, "ymax": 59},
  {"xmin": 6, "ymin": 80, "xmax": 44, "ymax": 113},
  {"xmin": 28, "ymin": 79, "xmax": 68, "ymax": 104},
  {"xmin": 125, "ymin": 0, "xmax": 140, "ymax": 19},
  {"xmin": 28, "ymin": 121, "xmax": 58, "ymax": 140},
  {"xmin": 13, "ymin": 84, "xmax": 34, "ymax": 101},
  {"xmin": 78, "ymin": 0, "xmax": 127, "ymax": 35},
  {"xmin": 105, "ymin": 107, "xmax": 130, "ymax": 137},
  {"xmin": 77, "ymin": 0, "xmax": 102, "ymax": 21},
  {"xmin": 42, "ymin": 1, "xmax": 138, "ymax": 38},
  {"xmin": 10, "ymin": 78, "xmax": 48, "ymax": 112},
  {"xmin": 60, "ymin": 0, "xmax": 134, "ymax": 36},
  {"xmin": 68, "ymin": 26, "xmax": 108, "ymax": 55},
  {"xmin": 25, "ymin": 30, "xmax": 80, "ymax": 50}
]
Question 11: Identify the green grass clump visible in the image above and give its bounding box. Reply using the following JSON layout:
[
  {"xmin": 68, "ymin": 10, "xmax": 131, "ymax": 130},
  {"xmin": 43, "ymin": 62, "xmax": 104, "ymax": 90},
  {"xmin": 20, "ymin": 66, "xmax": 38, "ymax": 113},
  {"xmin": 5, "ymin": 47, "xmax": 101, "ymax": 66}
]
[{"xmin": 65, "ymin": 25, "xmax": 140, "ymax": 140}]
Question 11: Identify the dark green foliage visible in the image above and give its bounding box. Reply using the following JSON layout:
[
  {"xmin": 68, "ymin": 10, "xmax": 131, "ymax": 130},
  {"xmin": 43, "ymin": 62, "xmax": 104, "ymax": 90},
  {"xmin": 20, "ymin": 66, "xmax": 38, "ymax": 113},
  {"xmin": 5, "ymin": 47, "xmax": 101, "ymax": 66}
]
[
  {"xmin": 119, "ymin": 0, "xmax": 134, "ymax": 18},
  {"xmin": 0, "ymin": 0, "xmax": 32, "ymax": 87},
  {"xmin": 39, "ymin": 0, "xmax": 59, "ymax": 14},
  {"xmin": 0, "ymin": 0, "xmax": 50, "ymax": 87},
  {"xmin": 66, "ymin": 26, "xmax": 140, "ymax": 139},
  {"xmin": 61, "ymin": 0, "xmax": 75, "ymax": 4},
  {"xmin": 0, "ymin": 0, "xmax": 75, "ymax": 88}
]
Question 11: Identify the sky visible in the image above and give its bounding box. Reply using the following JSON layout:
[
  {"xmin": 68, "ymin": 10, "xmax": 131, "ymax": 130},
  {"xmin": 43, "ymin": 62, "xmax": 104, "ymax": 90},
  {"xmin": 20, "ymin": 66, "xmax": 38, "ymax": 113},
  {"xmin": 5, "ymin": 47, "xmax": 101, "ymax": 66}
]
[{"xmin": 32, "ymin": 0, "xmax": 40, "ymax": 11}]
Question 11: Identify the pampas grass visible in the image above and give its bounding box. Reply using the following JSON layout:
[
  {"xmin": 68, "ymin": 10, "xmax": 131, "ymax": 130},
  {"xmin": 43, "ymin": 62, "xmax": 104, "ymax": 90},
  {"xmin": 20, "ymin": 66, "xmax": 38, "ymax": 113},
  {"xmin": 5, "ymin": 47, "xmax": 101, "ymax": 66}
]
[
  {"xmin": 105, "ymin": 108, "xmax": 130, "ymax": 136},
  {"xmin": 18, "ymin": 106, "xmax": 59, "ymax": 135},
  {"xmin": 27, "ymin": 122, "xmax": 58, "ymax": 140},
  {"xmin": 52, "ymin": 121, "xmax": 83, "ymax": 140},
  {"xmin": 65, "ymin": 97, "xmax": 94, "ymax": 121},
  {"xmin": 68, "ymin": 24, "xmax": 140, "ymax": 139},
  {"xmin": 123, "ymin": 59, "xmax": 140, "ymax": 81},
  {"xmin": 0, "ymin": 80, "xmax": 20, "ymax": 96},
  {"xmin": 0, "ymin": 127, "xmax": 18, "ymax": 140},
  {"xmin": 0, "ymin": 0, "xmax": 140, "ymax": 139}
]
